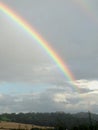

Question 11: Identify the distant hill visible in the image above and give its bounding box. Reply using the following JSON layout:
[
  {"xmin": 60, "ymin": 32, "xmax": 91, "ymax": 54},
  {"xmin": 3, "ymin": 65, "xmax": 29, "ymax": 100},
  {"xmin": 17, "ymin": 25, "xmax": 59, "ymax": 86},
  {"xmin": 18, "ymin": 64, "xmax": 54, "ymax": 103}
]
[{"xmin": 73, "ymin": 112, "xmax": 98, "ymax": 121}]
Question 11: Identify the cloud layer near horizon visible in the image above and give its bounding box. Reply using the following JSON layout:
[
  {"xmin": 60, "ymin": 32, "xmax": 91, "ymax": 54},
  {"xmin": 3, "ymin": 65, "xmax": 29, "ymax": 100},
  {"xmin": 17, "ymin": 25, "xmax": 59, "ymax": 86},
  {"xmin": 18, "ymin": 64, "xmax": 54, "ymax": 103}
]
[{"xmin": 0, "ymin": 80, "xmax": 97, "ymax": 113}]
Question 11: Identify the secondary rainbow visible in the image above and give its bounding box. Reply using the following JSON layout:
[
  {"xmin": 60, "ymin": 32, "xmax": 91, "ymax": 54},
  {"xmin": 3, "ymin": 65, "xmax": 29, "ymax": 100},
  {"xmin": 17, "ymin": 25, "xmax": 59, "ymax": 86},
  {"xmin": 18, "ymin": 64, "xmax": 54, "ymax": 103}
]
[
  {"xmin": 74, "ymin": 0, "xmax": 98, "ymax": 24},
  {"xmin": 0, "ymin": 2, "xmax": 77, "ymax": 87}
]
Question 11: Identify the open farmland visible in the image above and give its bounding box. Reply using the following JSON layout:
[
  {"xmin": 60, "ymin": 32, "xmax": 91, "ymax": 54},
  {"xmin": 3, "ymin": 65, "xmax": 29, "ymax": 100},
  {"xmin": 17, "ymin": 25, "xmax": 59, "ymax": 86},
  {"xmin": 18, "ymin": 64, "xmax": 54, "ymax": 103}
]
[{"xmin": 0, "ymin": 121, "xmax": 54, "ymax": 130}]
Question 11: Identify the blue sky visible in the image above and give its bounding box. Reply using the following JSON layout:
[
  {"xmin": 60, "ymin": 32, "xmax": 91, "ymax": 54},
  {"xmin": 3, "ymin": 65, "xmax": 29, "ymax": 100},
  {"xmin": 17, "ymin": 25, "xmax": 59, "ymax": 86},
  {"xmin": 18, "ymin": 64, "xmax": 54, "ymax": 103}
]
[
  {"xmin": 0, "ymin": 0, "xmax": 98, "ymax": 113},
  {"xmin": 0, "ymin": 82, "xmax": 54, "ymax": 95}
]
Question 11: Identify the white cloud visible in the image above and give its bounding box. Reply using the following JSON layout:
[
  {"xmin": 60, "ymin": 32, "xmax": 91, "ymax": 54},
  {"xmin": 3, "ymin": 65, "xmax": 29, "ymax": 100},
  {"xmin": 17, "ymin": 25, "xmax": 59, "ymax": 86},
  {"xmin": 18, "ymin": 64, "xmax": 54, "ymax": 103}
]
[
  {"xmin": 53, "ymin": 93, "xmax": 68, "ymax": 103},
  {"xmin": 75, "ymin": 80, "xmax": 98, "ymax": 90}
]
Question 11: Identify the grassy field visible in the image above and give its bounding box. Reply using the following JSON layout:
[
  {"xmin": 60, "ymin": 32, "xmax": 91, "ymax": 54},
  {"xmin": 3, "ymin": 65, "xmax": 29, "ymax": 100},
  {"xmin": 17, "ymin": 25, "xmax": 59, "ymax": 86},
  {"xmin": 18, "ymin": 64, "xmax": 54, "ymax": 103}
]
[{"xmin": 0, "ymin": 121, "xmax": 54, "ymax": 130}]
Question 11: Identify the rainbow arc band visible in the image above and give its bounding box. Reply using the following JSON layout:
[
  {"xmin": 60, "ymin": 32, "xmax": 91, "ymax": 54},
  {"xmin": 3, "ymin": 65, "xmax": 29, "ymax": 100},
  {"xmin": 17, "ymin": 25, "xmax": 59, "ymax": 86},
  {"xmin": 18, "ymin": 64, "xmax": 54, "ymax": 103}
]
[{"xmin": 0, "ymin": 2, "xmax": 77, "ymax": 88}]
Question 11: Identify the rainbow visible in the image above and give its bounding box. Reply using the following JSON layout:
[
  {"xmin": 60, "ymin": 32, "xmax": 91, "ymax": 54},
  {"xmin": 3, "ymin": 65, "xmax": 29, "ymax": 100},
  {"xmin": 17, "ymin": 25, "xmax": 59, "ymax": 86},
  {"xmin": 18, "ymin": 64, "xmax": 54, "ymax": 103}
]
[
  {"xmin": 74, "ymin": 0, "xmax": 98, "ymax": 24},
  {"xmin": 0, "ymin": 2, "xmax": 77, "ymax": 87}
]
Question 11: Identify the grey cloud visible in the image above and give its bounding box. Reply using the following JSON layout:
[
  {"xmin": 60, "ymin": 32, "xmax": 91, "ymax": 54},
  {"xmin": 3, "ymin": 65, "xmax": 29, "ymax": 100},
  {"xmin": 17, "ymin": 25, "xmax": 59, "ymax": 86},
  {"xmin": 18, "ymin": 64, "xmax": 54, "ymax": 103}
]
[
  {"xmin": 0, "ymin": 88, "xmax": 97, "ymax": 113},
  {"xmin": 0, "ymin": 0, "xmax": 98, "ymax": 81}
]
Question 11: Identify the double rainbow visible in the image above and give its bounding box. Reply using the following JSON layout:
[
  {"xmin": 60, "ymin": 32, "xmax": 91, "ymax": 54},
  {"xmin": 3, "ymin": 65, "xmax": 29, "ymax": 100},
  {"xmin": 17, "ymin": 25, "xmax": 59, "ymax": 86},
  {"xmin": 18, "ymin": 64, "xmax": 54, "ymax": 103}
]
[{"xmin": 0, "ymin": 2, "xmax": 77, "ymax": 87}]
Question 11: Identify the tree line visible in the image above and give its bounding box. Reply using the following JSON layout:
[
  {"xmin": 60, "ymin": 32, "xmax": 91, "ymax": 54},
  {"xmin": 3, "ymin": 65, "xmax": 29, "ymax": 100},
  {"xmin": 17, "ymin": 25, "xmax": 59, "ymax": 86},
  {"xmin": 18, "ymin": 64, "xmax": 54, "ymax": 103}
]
[{"xmin": 0, "ymin": 112, "xmax": 98, "ymax": 129}]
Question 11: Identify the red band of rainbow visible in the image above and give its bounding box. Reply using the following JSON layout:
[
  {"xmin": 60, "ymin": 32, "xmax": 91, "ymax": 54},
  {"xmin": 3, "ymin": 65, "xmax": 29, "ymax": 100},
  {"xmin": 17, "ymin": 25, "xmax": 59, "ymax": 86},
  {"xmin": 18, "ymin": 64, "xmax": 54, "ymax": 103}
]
[{"xmin": 0, "ymin": 2, "xmax": 77, "ymax": 88}]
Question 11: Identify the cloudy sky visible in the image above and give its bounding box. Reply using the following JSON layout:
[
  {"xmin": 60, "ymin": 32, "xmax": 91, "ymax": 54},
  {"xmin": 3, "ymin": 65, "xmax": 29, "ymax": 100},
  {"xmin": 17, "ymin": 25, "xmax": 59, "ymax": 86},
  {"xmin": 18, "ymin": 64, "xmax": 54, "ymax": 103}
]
[{"xmin": 0, "ymin": 0, "xmax": 98, "ymax": 113}]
